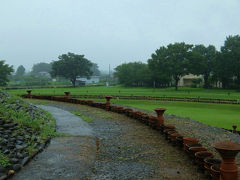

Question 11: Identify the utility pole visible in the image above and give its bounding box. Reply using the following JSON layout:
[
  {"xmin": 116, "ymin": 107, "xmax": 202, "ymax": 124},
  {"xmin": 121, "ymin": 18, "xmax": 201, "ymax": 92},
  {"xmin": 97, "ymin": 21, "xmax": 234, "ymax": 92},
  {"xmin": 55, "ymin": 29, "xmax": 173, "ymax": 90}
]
[
  {"xmin": 106, "ymin": 64, "xmax": 110, "ymax": 87},
  {"xmin": 109, "ymin": 64, "xmax": 110, "ymax": 81}
]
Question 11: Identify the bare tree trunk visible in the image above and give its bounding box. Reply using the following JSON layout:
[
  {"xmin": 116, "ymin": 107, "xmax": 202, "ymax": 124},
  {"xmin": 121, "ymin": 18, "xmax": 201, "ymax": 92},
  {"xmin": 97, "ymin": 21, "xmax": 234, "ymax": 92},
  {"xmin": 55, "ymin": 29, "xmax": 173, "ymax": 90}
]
[
  {"xmin": 71, "ymin": 78, "xmax": 76, "ymax": 87},
  {"xmin": 175, "ymin": 76, "xmax": 179, "ymax": 91}
]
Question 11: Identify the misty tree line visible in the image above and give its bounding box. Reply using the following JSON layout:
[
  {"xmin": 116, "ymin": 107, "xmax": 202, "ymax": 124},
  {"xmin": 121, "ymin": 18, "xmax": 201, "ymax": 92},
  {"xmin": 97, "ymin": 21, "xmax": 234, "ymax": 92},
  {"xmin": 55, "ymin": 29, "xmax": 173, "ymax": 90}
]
[
  {"xmin": 4, "ymin": 53, "xmax": 101, "ymax": 87},
  {"xmin": 114, "ymin": 35, "xmax": 240, "ymax": 90}
]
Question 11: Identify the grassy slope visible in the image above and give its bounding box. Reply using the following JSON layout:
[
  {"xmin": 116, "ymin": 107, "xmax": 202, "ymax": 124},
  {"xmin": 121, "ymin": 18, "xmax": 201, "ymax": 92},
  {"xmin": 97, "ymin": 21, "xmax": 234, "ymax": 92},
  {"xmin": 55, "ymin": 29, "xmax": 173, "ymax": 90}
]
[{"xmin": 5, "ymin": 86, "xmax": 240, "ymax": 100}]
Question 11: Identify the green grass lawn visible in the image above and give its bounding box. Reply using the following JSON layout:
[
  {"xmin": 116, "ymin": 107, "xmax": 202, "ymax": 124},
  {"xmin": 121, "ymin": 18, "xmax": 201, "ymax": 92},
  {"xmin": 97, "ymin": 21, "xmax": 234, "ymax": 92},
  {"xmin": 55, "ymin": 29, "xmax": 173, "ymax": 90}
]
[
  {"xmin": 4, "ymin": 86, "xmax": 240, "ymax": 100},
  {"xmin": 92, "ymin": 98, "xmax": 240, "ymax": 129},
  {"xmin": 5, "ymin": 86, "xmax": 240, "ymax": 129}
]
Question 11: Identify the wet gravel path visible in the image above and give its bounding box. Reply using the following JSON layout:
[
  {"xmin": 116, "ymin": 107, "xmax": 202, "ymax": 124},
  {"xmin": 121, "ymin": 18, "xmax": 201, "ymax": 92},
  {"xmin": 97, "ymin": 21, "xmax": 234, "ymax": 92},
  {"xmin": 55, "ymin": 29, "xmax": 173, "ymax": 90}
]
[
  {"xmin": 15, "ymin": 99, "xmax": 240, "ymax": 179},
  {"xmin": 12, "ymin": 106, "xmax": 96, "ymax": 180},
  {"xmin": 40, "ymin": 101, "xmax": 206, "ymax": 180}
]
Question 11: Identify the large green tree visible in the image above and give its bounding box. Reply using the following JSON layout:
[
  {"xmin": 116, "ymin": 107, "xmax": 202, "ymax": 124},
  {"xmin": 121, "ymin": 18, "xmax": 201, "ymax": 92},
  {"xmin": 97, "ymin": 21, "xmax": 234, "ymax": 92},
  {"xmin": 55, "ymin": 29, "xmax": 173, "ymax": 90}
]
[
  {"xmin": 221, "ymin": 35, "xmax": 240, "ymax": 87},
  {"xmin": 190, "ymin": 45, "xmax": 217, "ymax": 88},
  {"xmin": 213, "ymin": 52, "xmax": 234, "ymax": 89},
  {"xmin": 91, "ymin": 63, "xmax": 100, "ymax": 76},
  {"xmin": 167, "ymin": 43, "xmax": 193, "ymax": 90},
  {"xmin": 0, "ymin": 60, "xmax": 14, "ymax": 86},
  {"xmin": 31, "ymin": 62, "xmax": 52, "ymax": 75},
  {"xmin": 114, "ymin": 62, "xmax": 151, "ymax": 86},
  {"xmin": 51, "ymin": 52, "xmax": 93, "ymax": 87},
  {"xmin": 15, "ymin": 65, "xmax": 25, "ymax": 77},
  {"xmin": 148, "ymin": 46, "xmax": 172, "ymax": 87}
]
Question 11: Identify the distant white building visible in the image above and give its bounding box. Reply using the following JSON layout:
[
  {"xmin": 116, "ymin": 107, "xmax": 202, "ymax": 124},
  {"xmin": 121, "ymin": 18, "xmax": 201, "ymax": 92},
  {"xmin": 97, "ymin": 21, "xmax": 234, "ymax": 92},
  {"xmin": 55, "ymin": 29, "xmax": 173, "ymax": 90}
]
[
  {"xmin": 178, "ymin": 74, "xmax": 203, "ymax": 87},
  {"xmin": 76, "ymin": 76, "xmax": 100, "ymax": 85},
  {"xmin": 38, "ymin": 71, "xmax": 51, "ymax": 78}
]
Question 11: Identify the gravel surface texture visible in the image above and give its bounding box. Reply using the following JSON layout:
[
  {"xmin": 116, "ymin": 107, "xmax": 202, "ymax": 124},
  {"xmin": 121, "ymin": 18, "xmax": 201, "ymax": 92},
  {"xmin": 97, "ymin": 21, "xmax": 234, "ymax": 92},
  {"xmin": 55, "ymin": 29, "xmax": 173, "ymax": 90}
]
[
  {"xmin": 22, "ymin": 99, "xmax": 240, "ymax": 179},
  {"xmin": 12, "ymin": 106, "xmax": 96, "ymax": 180},
  {"xmin": 42, "ymin": 101, "xmax": 208, "ymax": 179}
]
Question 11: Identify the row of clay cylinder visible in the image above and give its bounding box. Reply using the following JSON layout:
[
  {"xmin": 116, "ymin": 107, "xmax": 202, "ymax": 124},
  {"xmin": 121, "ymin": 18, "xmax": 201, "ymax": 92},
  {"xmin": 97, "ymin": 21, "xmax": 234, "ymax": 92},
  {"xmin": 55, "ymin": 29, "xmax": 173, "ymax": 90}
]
[{"xmin": 25, "ymin": 91, "xmax": 240, "ymax": 180}]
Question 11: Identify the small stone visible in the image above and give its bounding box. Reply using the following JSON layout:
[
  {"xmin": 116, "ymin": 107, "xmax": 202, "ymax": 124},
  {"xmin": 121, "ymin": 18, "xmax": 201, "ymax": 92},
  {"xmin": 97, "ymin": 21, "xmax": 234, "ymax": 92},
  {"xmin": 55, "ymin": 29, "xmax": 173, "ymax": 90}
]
[
  {"xmin": 12, "ymin": 164, "xmax": 21, "ymax": 172},
  {"xmin": 16, "ymin": 145, "xmax": 24, "ymax": 151},
  {"xmin": 22, "ymin": 152, "xmax": 29, "ymax": 157},
  {"xmin": 16, "ymin": 140, "xmax": 23, "ymax": 145},
  {"xmin": 3, "ymin": 123, "xmax": 14, "ymax": 128},
  {"xmin": 7, "ymin": 144, "xmax": 14, "ymax": 149},
  {"xmin": 21, "ymin": 157, "xmax": 29, "ymax": 166},
  {"xmin": 1, "ymin": 139, "xmax": 8, "ymax": 145},
  {"xmin": 24, "ymin": 135, "xmax": 30, "ymax": 140},
  {"xmin": 17, "ymin": 136, "xmax": 24, "ymax": 141},
  {"xmin": 21, "ymin": 144, "xmax": 28, "ymax": 149},
  {"xmin": 9, "ymin": 138, "xmax": 16, "ymax": 143},
  {"xmin": 5, "ymin": 130, "xmax": 11, "ymax": 134},
  {"xmin": 16, "ymin": 153, "xmax": 24, "ymax": 159},
  {"xmin": 10, "ymin": 158, "xmax": 19, "ymax": 164},
  {"xmin": 3, "ymin": 150, "xmax": 9, "ymax": 155}
]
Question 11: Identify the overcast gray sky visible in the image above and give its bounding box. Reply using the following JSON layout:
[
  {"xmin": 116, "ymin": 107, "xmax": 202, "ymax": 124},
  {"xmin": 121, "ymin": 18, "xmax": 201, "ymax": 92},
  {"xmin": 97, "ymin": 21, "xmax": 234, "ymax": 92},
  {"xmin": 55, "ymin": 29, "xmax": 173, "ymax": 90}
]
[{"xmin": 0, "ymin": 0, "xmax": 239, "ymax": 72}]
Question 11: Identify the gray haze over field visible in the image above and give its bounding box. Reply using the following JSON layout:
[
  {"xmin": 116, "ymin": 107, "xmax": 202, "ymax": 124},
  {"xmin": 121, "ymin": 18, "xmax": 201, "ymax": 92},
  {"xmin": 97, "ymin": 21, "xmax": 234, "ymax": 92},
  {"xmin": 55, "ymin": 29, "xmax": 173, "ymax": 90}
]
[{"xmin": 0, "ymin": 0, "xmax": 239, "ymax": 71}]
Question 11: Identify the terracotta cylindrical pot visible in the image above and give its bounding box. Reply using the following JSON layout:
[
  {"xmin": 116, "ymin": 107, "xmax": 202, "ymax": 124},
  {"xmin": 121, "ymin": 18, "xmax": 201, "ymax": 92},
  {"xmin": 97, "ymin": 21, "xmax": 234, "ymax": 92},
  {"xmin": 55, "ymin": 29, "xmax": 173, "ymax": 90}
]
[
  {"xmin": 64, "ymin": 92, "xmax": 70, "ymax": 99},
  {"xmin": 159, "ymin": 124, "xmax": 165, "ymax": 133},
  {"xmin": 105, "ymin": 96, "xmax": 113, "ymax": 107},
  {"xmin": 27, "ymin": 90, "xmax": 32, "ymax": 98},
  {"xmin": 183, "ymin": 137, "xmax": 199, "ymax": 151},
  {"xmin": 124, "ymin": 108, "xmax": 132, "ymax": 116},
  {"xmin": 188, "ymin": 147, "xmax": 207, "ymax": 158},
  {"xmin": 176, "ymin": 136, "xmax": 184, "ymax": 148},
  {"xmin": 195, "ymin": 151, "xmax": 214, "ymax": 169},
  {"xmin": 141, "ymin": 114, "xmax": 149, "ymax": 124},
  {"xmin": 204, "ymin": 158, "xmax": 221, "ymax": 177},
  {"xmin": 100, "ymin": 103, "xmax": 106, "ymax": 109},
  {"xmin": 165, "ymin": 130, "xmax": 177, "ymax": 141},
  {"xmin": 210, "ymin": 164, "xmax": 220, "ymax": 180},
  {"xmin": 116, "ymin": 106, "xmax": 124, "ymax": 113},
  {"xmin": 186, "ymin": 143, "xmax": 202, "ymax": 154},
  {"xmin": 87, "ymin": 100, "xmax": 93, "ymax": 106},
  {"xmin": 213, "ymin": 141, "xmax": 240, "ymax": 180},
  {"xmin": 164, "ymin": 124, "xmax": 176, "ymax": 130},
  {"xmin": 154, "ymin": 108, "xmax": 166, "ymax": 129},
  {"xmin": 148, "ymin": 116, "xmax": 158, "ymax": 129},
  {"xmin": 169, "ymin": 132, "xmax": 182, "ymax": 143},
  {"xmin": 232, "ymin": 125, "xmax": 237, "ymax": 133}
]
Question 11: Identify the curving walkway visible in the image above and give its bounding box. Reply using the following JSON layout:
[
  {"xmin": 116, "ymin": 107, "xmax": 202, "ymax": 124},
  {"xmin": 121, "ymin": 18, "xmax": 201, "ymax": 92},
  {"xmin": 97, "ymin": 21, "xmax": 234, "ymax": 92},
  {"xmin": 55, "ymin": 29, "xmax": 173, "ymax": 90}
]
[
  {"xmin": 13, "ymin": 101, "xmax": 206, "ymax": 180},
  {"xmin": 12, "ymin": 106, "xmax": 96, "ymax": 180}
]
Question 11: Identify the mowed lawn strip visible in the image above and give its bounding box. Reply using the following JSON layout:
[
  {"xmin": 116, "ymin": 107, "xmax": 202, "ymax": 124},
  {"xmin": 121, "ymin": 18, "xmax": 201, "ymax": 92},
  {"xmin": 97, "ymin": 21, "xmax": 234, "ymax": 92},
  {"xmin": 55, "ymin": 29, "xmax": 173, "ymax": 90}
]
[
  {"xmin": 5, "ymin": 86, "xmax": 240, "ymax": 100},
  {"xmin": 87, "ymin": 98, "xmax": 240, "ymax": 129}
]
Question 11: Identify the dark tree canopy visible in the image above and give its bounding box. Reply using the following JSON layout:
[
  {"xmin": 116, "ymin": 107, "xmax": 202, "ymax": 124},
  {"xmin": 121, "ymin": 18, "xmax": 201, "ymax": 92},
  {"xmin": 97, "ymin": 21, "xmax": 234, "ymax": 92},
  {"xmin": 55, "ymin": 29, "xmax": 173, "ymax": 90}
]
[
  {"xmin": 91, "ymin": 63, "xmax": 100, "ymax": 76},
  {"xmin": 148, "ymin": 46, "xmax": 172, "ymax": 87},
  {"xmin": 213, "ymin": 52, "xmax": 234, "ymax": 89},
  {"xmin": 51, "ymin": 52, "xmax": 93, "ymax": 87},
  {"xmin": 166, "ymin": 42, "xmax": 193, "ymax": 90},
  {"xmin": 221, "ymin": 35, "xmax": 240, "ymax": 86},
  {"xmin": 149, "ymin": 43, "xmax": 193, "ymax": 90},
  {"xmin": 15, "ymin": 65, "xmax": 25, "ymax": 77},
  {"xmin": 31, "ymin": 62, "xmax": 52, "ymax": 75},
  {"xmin": 190, "ymin": 45, "xmax": 217, "ymax": 88},
  {"xmin": 0, "ymin": 60, "xmax": 14, "ymax": 86},
  {"xmin": 114, "ymin": 62, "xmax": 151, "ymax": 86}
]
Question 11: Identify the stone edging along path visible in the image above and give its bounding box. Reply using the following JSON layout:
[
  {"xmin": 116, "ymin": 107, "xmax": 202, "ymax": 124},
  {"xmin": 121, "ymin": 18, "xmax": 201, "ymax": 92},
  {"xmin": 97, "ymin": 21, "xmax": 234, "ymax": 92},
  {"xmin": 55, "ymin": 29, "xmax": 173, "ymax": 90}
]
[{"xmin": 21, "ymin": 94, "xmax": 240, "ymax": 179}]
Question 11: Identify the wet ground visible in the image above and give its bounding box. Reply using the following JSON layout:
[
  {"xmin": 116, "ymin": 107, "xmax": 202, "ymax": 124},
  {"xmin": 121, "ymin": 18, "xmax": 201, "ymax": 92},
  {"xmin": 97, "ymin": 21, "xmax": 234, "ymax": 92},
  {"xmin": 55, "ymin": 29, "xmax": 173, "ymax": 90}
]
[
  {"xmin": 12, "ymin": 106, "xmax": 96, "ymax": 180},
  {"xmin": 13, "ymin": 100, "xmax": 206, "ymax": 180}
]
